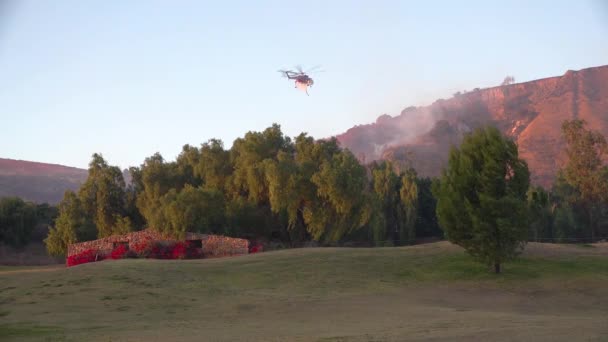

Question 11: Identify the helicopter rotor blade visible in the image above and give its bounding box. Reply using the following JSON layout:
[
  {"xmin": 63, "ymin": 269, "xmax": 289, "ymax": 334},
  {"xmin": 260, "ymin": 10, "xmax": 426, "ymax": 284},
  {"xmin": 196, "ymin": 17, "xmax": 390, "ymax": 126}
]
[
  {"xmin": 305, "ymin": 65, "xmax": 323, "ymax": 73},
  {"xmin": 278, "ymin": 69, "xmax": 297, "ymax": 78}
]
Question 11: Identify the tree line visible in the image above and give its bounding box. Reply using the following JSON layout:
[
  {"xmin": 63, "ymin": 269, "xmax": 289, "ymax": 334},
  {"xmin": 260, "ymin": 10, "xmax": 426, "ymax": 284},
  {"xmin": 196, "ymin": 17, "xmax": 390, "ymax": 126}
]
[
  {"xmin": 42, "ymin": 124, "xmax": 441, "ymax": 256},
  {"xmin": 1, "ymin": 119, "xmax": 603, "ymax": 268},
  {"xmin": 0, "ymin": 197, "xmax": 57, "ymax": 248},
  {"xmin": 526, "ymin": 119, "xmax": 608, "ymax": 243}
]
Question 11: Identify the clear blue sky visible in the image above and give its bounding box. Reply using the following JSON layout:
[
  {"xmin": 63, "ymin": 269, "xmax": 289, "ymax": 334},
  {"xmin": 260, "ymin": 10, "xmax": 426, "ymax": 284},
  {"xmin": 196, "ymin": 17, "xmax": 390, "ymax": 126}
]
[{"xmin": 1, "ymin": 0, "xmax": 607, "ymax": 169}]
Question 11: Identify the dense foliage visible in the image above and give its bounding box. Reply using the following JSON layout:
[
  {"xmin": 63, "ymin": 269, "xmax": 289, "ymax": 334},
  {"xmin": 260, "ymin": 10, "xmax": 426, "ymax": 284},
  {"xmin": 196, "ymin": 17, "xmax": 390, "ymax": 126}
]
[
  {"xmin": 66, "ymin": 248, "xmax": 101, "ymax": 267},
  {"xmin": 523, "ymin": 119, "xmax": 608, "ymax": 242},
  {"xmin": 44, "ymin": 124, "xmax": 444, "ymax": 255},
  {"xmin": 42, "ymin": 120, "xmax": 608, "ymax": 269},
  {"xmin": 45, "ymin": 154, "xmax": 139, "ymax": 256},
  {"xmin": 434, "ymin": 126, "xmax": 530, "ymax": 273},
  {"xmin": 0, "ymin": 197, "xmax": 57, "ymax": 248}
]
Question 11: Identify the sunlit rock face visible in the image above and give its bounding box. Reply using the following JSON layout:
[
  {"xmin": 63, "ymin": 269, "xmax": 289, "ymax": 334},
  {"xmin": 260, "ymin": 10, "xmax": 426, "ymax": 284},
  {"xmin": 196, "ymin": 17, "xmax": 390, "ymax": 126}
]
[{"xmin": 336, "ymin": 65, "xmax": 608, "ymax": 188}]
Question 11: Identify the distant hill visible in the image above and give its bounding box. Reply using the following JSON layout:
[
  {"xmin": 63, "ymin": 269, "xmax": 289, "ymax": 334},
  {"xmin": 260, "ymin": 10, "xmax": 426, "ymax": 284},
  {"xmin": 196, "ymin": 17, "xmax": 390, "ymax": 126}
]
[
  {"xmin": 0, "ymin": 158, "xmax": 88, "ymax": 204},
  {"xmin": 336, "ymin": 65, "xmax": 608, "ymax": 188}
]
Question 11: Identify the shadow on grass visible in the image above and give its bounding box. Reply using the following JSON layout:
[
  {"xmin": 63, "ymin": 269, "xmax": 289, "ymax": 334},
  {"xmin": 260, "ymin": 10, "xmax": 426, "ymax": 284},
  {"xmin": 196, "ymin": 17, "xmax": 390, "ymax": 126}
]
[
  {"xmin": 0, "ymin": 323, "xmax": 65, "ymax": 341},
  {"xmin": 409, "ymin": 254, "xmax": 608, "ymax": 283}
]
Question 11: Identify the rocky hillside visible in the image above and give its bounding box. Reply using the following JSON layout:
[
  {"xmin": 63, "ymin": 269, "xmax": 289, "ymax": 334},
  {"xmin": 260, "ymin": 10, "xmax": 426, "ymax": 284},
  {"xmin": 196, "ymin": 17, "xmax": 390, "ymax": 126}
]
[
  {"xmin": 336, "ymin": 65, "xmax": 608, "ymax": 188},
  {"xmin": 0, "ymin": 158, "xmax": 87, "ymax": 204}
]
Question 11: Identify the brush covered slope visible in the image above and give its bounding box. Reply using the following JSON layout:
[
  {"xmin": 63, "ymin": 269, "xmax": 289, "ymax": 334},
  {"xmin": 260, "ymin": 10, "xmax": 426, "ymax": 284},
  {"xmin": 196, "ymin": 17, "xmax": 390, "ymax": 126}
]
[
  {"xmin": 337, "ymin": 65, "xmax": 608, "ymax": 188},
  {"xmin": 0, "ymin": 158, "xmax": 87, "ymax": 204}
]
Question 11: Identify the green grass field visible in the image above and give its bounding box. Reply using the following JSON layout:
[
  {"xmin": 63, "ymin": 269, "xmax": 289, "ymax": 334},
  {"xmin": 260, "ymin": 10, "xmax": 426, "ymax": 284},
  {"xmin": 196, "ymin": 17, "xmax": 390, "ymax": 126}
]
[{"xmin": 2, "ymin": 242, "xmax": 608, "ymax": 341}]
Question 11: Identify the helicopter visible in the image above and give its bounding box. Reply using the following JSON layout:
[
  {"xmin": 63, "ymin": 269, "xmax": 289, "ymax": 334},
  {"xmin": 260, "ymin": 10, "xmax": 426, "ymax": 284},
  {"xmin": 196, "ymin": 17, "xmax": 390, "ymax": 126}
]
[{"xmin": 278, "ymin": 65, "xmax": 323, "ymax": 96}]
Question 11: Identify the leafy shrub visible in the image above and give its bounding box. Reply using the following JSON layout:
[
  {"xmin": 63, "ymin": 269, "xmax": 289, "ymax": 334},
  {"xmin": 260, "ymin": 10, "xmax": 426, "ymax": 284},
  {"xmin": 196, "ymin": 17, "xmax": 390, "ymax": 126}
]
[
  {"xmin": 67, "ymin": 249, "xmax": 102, "ymax": 267},
  {"xmin": 185, "ymin": 241, "xmax": 203, "ymax": 259},
  {"xmin": 147, "ymin": 241, "xmax": 202, "ymax": 259},
  {"xmin": 110, "ymin": 244, "xmax": 129, "ymax": 259},
  {"xmin": 249, "ymin": 244, "xmax": 263, "ymax": 253},
  {"xmin": 149, "ymin": 242, "xmax": 172, "ymax": 259},
  {"xmin": 66, "ymin": 240, "xmax": 204, "ymax": 266},
  {"xmin": 171, "ymin": 242, "xmax": 187, "ymax": 259},
  {"xmin": 131, "ymin": 240, "xmax": 153, "ymax": 258}
]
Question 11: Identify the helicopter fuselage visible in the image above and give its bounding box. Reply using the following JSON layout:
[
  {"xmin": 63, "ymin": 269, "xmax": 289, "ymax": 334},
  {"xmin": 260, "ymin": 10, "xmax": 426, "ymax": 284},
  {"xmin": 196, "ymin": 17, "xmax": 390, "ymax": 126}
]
[
  {"xmin": 293, "ymin": 75, "xmax": 313, "ymax": 86},
  {"xmin": 283, "ymin": 72, "xmax": 312, "ymax": 84},
  {"xmin": 280, "ymin": 70, "xmax": 315, "ymax": 95}
]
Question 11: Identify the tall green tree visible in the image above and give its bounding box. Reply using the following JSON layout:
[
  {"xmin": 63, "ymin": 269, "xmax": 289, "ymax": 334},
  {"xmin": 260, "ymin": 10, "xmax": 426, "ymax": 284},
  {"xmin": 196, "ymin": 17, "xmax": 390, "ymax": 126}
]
[
  {"xmin": 308, "ymin": 150, "xmax": 373, "ymax": 242},
  {"xmin": 176, "ymin": 144, "xmax": 202, "ymax": 188},
  {"xmin": 44, "ymin": 191, "xmax": 96, "ymax": 256},
  {"xmin": 229, "ymin": 124, "xmax": 293, "ymax": 204},
  {"xmin": 560, "ymin": 119, "xmax": 608, "ymax": 240},
  {"xmin": 264, "ymin": 134, "xmax": 358, "ymax": 244},
  {"xmin": 45, "ymin": 154, "xmax": 137, "ymax": 255},
  {"xmin": 264, "ymin": 149, "xmax": 309, "ymax": 244},
  {"xmin": 124, "ymin": 166, "xmax": 146, "ymax": 230},
  {"xmin": 227, "ymin": 124, "xmax": 294, "ymax": 241},
  {"xmin": 79, "ymin": 153, "xmax": 130, "ymax": 238},
  {"xmin": 434, "ymin": 126, "xmax": 530, "ymax": 273},
  {"xmin": 367, "ymin": 198, "xmax": 388, "ymax": 246},
  {"xmin": 400, "ymin": 169, "xmax": 418, "ymax": 244},
  {"xmin": 371, "ymin": 161, "xmax": 401, "ymax": 244},
  {"xmin": 136, "ymin": 153, "xmax": 187, "ymax": 231},
  {"xmin": 195, "ymin": 139, "xmax": 232, "ymax": 191}
]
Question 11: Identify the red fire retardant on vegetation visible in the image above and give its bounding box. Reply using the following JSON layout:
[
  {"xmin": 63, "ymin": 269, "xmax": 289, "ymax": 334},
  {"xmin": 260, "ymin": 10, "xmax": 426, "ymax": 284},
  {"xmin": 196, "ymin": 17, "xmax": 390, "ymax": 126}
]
[
  {"xmin": 66, "ymin": 249, "xmax": 102, "ymax": 267},
  {"xmin": 67, "ymin": 240, "xmax": 212, "ymax": 267},
  {"xmin": 110, "ymin": 244, "xmax": 129, "ymax": 260}
]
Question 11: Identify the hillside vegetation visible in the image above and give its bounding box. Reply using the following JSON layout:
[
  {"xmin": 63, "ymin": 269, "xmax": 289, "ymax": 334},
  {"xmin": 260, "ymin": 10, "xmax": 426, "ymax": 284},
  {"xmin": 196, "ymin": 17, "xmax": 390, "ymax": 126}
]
[
  {"xmin": 1, "ymin": 242, "xmax": 608, "ymax": 341},
  {"xmin": 337, "ymin": 65, "xmax": 608, "ymax": 187},
  {"xmin": 0, "ymin": 158, "xmax": 87, "ymax": 205}
]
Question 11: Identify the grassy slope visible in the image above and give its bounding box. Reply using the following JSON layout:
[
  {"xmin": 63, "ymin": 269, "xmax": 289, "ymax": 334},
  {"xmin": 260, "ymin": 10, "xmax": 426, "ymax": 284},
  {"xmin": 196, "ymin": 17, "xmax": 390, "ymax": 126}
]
[{"xmin": 1, "ymin": 242, "xmax": 608, "ymax": 341}]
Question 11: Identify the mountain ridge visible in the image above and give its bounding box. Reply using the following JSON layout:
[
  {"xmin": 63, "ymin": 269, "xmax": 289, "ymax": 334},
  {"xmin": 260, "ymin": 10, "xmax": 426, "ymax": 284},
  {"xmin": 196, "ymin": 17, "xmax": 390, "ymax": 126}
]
[
  {"xmin": 2, "ymin": 64, "xmax": 607, "ymax": 202},
  {"xmin": 335, "ymin": 64, "xmax": 608, "ymax": 188},
  {"xmin": 0, "ymin": 158, "xmax": 88, "ymax": 204}
]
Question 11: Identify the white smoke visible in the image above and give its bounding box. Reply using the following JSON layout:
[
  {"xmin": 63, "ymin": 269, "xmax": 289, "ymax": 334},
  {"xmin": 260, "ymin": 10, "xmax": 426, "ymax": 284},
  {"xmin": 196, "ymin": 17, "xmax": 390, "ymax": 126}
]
[{"xmin": 383, "ymin": 106, "xmax": 445, "ymax": 148}]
